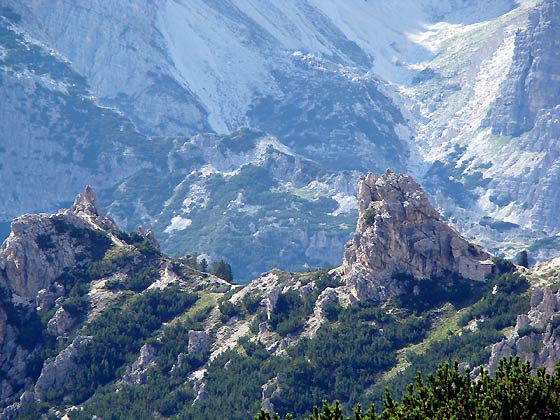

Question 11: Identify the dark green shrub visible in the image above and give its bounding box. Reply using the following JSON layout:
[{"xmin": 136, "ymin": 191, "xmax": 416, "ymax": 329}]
[
  {"xmin": 36, "ymin": 233, "xmax": 55, "ymax": 250},
  {"xmin": 62, "ymin": 295, "xmax": 89, "ymax": 317}
]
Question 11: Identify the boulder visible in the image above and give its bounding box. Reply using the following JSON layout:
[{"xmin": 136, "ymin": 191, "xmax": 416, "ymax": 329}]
[
  {"xmin": 188, "ymin": 331, "xmax": 211, "ymax": 355},
  {"xmin": 46, "ymin": 307, "xmax": 76, "ymax": 337},
  {"xmin": 34, "ymin": 336, "xmax": 92, "ymax": 400},
  {"xmin": 122, "ymin": 344, "xmax": 158, "ymax": 385}
]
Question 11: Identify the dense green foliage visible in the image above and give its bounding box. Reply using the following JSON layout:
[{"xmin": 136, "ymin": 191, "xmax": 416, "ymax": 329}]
[
  {"xmin": 193, "ymin": 289, "xmax": 429, "ymax": 420},
  {"xmin": 269, "ymin": 289, "xmax": 312, "ymax": 336},
  {"xmin": 271, "ymin": 303, "xmax": 428, "ymax": 417},
  {"xmin": 457, "ymin": 272, "xmax": 530, "ymax": 330},
  {"xmin": 267, "ymin": 273, "xmax": 343, "ymax": 336},
  {"xmin": 183, "ymin": 340, "xmax": 280, "ymax": 420},
  {"xmin": 257, "ymin": 357, "xmax": 560, "ymax": 420},
  {"xmin": 47, "ymin": 287, "xmax": 198, "ymax": 404},
  {"xmin": 210, "ymin": 259, "xmax": 234, "ymax": 281},
  {"xmin": 391, "ymin": 273, "xmax": 485, "ymax": 314},
  {"xmin": 372, "ymin": 272, "xmax": 531, "ymax": 404},
  {"xmin": 13, "ymin": 401, "xmax": 54, "ymax": 420},
  {"xmin": 71, "ymin": 312, "xmax": 210, "ymax": 420},
  {"xmin": 0, "ymin": 286, "xmax": 45, "ymax": 352},
  {"xmin": 517, "ymin": 250, "xmax": 529, "ymax": 268}
]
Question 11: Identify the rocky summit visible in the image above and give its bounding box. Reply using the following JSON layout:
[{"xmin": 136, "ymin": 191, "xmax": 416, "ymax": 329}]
[
  {"xmin": 0, "ymin": 186, "xmax": 122, "ymax": 303},
  {"xmin": 338, "ymin": 170, "xmax": 495, "ymax": 300}
]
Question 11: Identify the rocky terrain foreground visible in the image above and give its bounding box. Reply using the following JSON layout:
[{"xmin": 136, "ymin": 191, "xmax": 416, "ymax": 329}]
[{"xmin": 0, "ymin": 172, "xmax": 560, "ymax": 419}]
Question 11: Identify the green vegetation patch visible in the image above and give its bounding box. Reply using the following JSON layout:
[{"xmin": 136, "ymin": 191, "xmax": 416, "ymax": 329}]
[
  {"xmin": 48, "ymin": 287, "xmax": 198, "ymax": 404},
  {"xmin": 256, "ymin": 357, "xmax": 560, "ymax": 420}
]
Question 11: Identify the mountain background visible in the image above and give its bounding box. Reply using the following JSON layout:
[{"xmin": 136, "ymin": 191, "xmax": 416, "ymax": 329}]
[
  {"xmin": 2, "ymin": 2, "xmax": 560, "ymax": 418},
  {"xmin": 1, "ymin": 0, "xmax": 559, "ymax": 280}
]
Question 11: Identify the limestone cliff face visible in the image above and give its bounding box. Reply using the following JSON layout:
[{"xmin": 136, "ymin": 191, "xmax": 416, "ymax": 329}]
[
  {"xmin": 0, "ymin": 186, "xmax": 120, "ymax": 303},
  {"xmin": 484, "ymin": 0, "xmax": 560, "ymax": 137},
  {"xmin": 338, "ymin": 171, "xmax": 495, "ymax": 300},
  {"xmin": 433, "ymin": 0, "xmax": 560, "ymax": 241}
]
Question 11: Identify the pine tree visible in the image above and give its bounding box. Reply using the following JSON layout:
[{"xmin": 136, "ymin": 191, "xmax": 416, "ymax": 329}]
[
  {"xmin": 257, "ymin": 357, "xmax": 560, "ymax": 420},
  {"xmin": 517, "ymin": 250, "xmax": 529, "ymax": 268},
  {"xmin": 210, "ymin": 259, "xmax": 233, "ymax": 281}
]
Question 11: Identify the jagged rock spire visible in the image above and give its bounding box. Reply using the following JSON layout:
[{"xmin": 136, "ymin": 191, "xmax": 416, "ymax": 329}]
[
  {"xmin": 337, "ymin": 170, "xmax": 495, "ymax": 300},
  {"xmin": 71, "ymin": 185, "xmax": 103, "ymax": 217},
  {"xmin": 0, "ymin": 186, "xmax": 120, "ymax": 302}
]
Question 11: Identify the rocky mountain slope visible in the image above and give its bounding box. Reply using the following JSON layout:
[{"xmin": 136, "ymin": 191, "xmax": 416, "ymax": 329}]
[
  {"xmin": 0, "ymin": 11, "xmax": 156, "ymax": 221},
  {"xmin": 108, "ymin": 128, "xmax": 359, "ymax": 281},
  {"xmin": 1, "ymin": 174, "xmax": 560, "ymax": 419},
  {"xmin": 0, "ymin": 10, "xmax": 360, "ymax": 280},
  {"xmin": 0, "ymin": 186, "xmax": 233, "ymax": 416},
  {"xmin": 2, "ymin": 0, "xmax": 414, "ymax": 172}
]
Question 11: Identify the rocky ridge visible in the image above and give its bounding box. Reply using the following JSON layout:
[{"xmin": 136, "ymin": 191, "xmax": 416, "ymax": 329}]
[
  {"xmin": 1, "ymin": 176, "xmax": 560, "ymax": 418},
  {"xmin": 0, "ymin": 186, "xmax": 233, "ymax": 414},
  {"xmin": 0, "ymin": 186, "xmax": 120, "ymax": 303},
  {"xmin": 109, "ymin": 128, "xmax": 359, "ymax": 282},
  {"xmin": 488, "ymin": 285, "xmax": 560, "ymax": 373},
  {"xmin": 1, "ymin": 174, "xmax": 501, "ymax": 415},
  {"xmin": 488, "ymin": 257, "xmax": 560, "ymax": 373}
]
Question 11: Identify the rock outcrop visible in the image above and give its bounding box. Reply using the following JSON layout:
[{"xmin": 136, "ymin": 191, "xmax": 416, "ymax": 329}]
[
  {"xmin": 122, "ymin": 344, "xmax": 158, "ymax": 385},
  {"xmin": 338, "ymin": 171, "xmax": 495, "ymax": 300},
  {"xmin": 34, "ymin": 335, "xmax": 92, "ymax": 400},
  {"xmin": 0, "ymin": 186, "xmax": 120, "ymax": 303},
  {"xmin": 0, "ymin": 186, "xmax": 126, "ymax": 406},
  {"xmin": 188, "ymin": 331, "xmax": 211, "ymax": 355},
  {"xmin": 0, "ymin": 185, "xmax": 240, "ymax": 412},
  {"xmin": 488, "ymin": 286, "xmax": 560, "ymax": 373},
  {"xmin": 46, "ymin": 307, "xmax": 76, "ymax": 337}
]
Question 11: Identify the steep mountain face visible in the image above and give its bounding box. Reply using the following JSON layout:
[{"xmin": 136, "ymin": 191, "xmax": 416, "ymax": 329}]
[
  {"xmin": 0, "ymin": 2, "xmax": 210, "ymax": 136},
  {"xmin": 2, "ymin": 0, "xmax": 560, "ymax": 280},
  {"xmin": 4, "ymin": 0, "xmax": 413, "ymax": 172},
  {"xmin": 0, "ymin": 13, "xmax": 156, "ymax": 221},
  {"xmin": 484, "ymin": 0, "xmax": 560, "ymax": 137},
  {"xmin": 407, "ymin": 0, "xmax": 560, "ymax": 255},
  {"xmin": 479, "ymin": 0, "xmax": 560, "ymax": 235},
  {"xmin": 338, "ymin": 171, "xmax": 494, "ymax": 300},
  {"xmin": 0, "ymin": 9, "xmax": 360, "ymax": 279}
]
